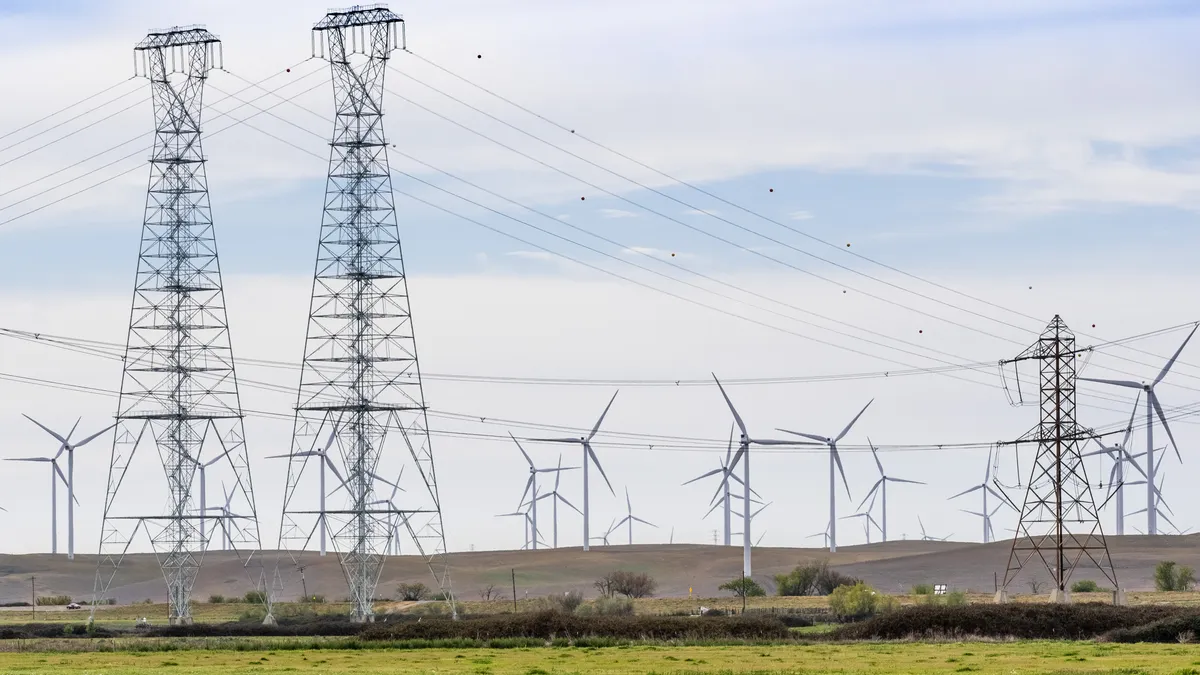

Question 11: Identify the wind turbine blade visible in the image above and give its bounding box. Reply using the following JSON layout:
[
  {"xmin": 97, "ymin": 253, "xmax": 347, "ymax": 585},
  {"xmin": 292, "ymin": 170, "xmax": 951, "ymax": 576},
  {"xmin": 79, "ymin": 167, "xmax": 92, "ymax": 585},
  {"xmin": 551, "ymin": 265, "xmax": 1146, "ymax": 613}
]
[
  {"xmin": 712, "ymin": 375, "xmax": 747, "ymax": 439},
  {"xmin": 726, "ymin": 422, "xmax": 734, "ymax": 467},
  {"xmin": 887, "ymin": 477, "xmax": 925, "ymax": 485},
  {"xmin": 587, "ymin": 445, "xmax": 616, "ymax": 495},
  {"xmin": 587, "ymin": 390, "xmax": 619, "ymax": 441},
  {"xmin": 1150, "ymin": 392, "xmax": 1183, "ymax": 463},
  {"xmin": 1123, "ymin": 393, "xmax": 1141, "ymax": 449},
  {"xmin": 948, "ymin": 485, "xmax": 984, "ymax": 500},
  {"xmin": 985, "ymin": 485, "xmax": 1009, "ymax": 505},
  {"xmin": 868, "ymin": 438, "xmax": 884, "ymax": 476},
  {"xmin": 702, "ymin": 499, "xmax": 722, "ymax": 520},
  {"xmin": 556, "ymin": 493, "xmax": 583, "ymax": 515},
  {"xmin": 203, "ymin": 445, "xmax": 236, "ymax": 468},
  {"xmin": 631, "ymin": 516, "xmax": 657, "ymax": 527},
  {"xmin": 857, "ymin": 480, "xmax": 883, "ymax": 512},
  {"xmin": 73, "ymin": 423, "xmax": 117, "ymax": 448},
  {"xmin": 509, "ymin": 433, "xmax": 534, "ymax": 468},
  {"xmin": 682, "ymin": 468, "xmax": 725, "ymax": 486},
  {"xmin": 1154, "ymin": 324, "xmax": 1197, "ymax": 386},
  {"xmin": 984, "ymin": 447, "xmax": 993, "ymax": 482},
  {"xmin": 728, "ymin": 446, "xmax": 746, "ymax": 473},
  {"xmin": 959, "ymin": 509, "xmax": 985, "ymax": 518},
  {"xmin": 751, "ymin": 501, "xmax": 772, "ymax": 518},
  {"xmin": 625, "ymin": 486, "xmax": 631, "ymax": 514},
  {"xmin": 1078, "ymin": 377, "xmax": 1143, "ymax": 389},
  {"xmin": 53, "ymin": 462, "xmax": 68, "ymax": 486},
  {"xmin": 554, "ymin": 454, "xmax": 564, "ymax": 491},
  {"xmin": 835, "ymin": 399, "xmax": 874, "ymax": 443},
  {"xmin": 832, "ymin": 446, "xmax": 851, "ymax": 498},
  {"xmin": 22, "ymin": 415, "xmax": 67, "ymax": 446},
  {"xmin": 531, "ymin": 437, "xmax": 584, "ymax": 444},
  {"xmin": 1121, "ymin": 449, "xmax": 1147, "ymax": 480},
  {"xmin": 323, "ymin": 456, "xmax": 345, "ymax": 486},
  {"xmin": 520, "ymin": 474, "xmax": 534, "ymax": 507},
  {"xmin": 6, "ymin": 457, "xmax": 52, "ymax": 462},
  {"xmin": 265, "ymin": 452, "xmax": 318, "ymax": 459},
  {"xmin": 776, "ymin": 429, "xmax": 828, "ymax": 443},
  {"xmin": 918, "ymin": 516, "xmax": 927, "ymax": 537}
]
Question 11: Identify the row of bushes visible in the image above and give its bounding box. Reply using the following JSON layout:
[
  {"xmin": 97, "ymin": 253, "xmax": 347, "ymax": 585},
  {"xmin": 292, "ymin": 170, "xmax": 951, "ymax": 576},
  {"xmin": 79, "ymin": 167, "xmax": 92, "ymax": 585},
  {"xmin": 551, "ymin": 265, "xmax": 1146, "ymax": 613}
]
[
  {"xmin": 361, "ymin": 611, "xmax": 789, "ymax": 641},
  {"xmin": 833, "ymin": 603, "xmax": 1190, "ymax": 640}
]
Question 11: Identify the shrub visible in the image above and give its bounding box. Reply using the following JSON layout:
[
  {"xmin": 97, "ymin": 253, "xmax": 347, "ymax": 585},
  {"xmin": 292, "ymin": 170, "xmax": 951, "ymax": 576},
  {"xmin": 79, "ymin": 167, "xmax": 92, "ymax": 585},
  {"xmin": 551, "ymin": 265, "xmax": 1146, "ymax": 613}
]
[
  {"xmin": 719, "ymin": 577, "xmax": 766, "ymax": 598},
  {"xmin": 544, "ymin": 590, "xmax": 584, "ymax": 613},
  {"xmin": 208, "ymin": 595, "xmax": 225, "ymax": 604},
  {"xmin": 1103, "ymin": 611, "xmax": 1200, "ymax": 643},
  {"xmin": 828, "ymin": 582, "xmax": 879, "ymax": 619},
  {"xmin": 1070, "ymin": 580, "xmax": 1100, "ymax": 593},
  {"xmin": 775, "ymin": 561, "xmax": 860, "ymax": 596},
  {"xmin": 835, "ymin": 603, "xmax": 1189, "ymax": 640},
  {"xmin": 575, "ymin": 597, "xmax": 634, "ymax": 616},
  {"xmin": 1155, "ymin": 561, "xmax": 1196, "ymax": 591},
  {"xmin": 912, "ymin": 583, "xmax": 933, "ymax": 595},
  {"xmin": 396, "ymin": 583, "xmax": 430, "ymax": 601},
  {"xmin": 944, "ymin": 590, "xmax": 967, "ymax": 607},
  {"xmin": 595, "ymin": 571, "xmax": 656, "ymax": 599},
  {"xmin": 243, "ymin": 590, "xmax": 267, "ymax": 604},
  {"xmin": 35, "ymin": 595, "xmax": 71, "ymax": 606},
  {"xmin": 361, "ymin": 611, "xmax": 788, "ymax": 641}
]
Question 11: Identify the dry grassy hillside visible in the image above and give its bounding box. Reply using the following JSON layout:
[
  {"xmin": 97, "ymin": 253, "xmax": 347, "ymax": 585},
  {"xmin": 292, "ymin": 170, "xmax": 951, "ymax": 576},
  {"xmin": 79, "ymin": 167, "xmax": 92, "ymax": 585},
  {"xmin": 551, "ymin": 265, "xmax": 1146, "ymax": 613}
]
[{"xmin": 0, "ymin": 535, "xmax": 1195, "ymax": 604}]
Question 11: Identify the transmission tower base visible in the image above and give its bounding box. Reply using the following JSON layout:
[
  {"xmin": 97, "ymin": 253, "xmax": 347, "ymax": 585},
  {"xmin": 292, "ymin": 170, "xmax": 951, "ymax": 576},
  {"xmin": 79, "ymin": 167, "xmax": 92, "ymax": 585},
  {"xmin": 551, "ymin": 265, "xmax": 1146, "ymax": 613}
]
[
  {"xmin": 1048, "ymin": 588, "xmax": 1071, "ymax": 604},
  {"xmin": 169, "ymin": 617, "xmax": 194, "ymax": 627},
  {"xmin": 262, "ymin": 613, "xmax": 277, "ymax": 626},
  {"xmin": 993, "ymin": 589, "xmax": 1010, "ymax": 604},
  {"xmin": 1113, "ymin": 588, "xmax": 1128, "ymax": 606}
]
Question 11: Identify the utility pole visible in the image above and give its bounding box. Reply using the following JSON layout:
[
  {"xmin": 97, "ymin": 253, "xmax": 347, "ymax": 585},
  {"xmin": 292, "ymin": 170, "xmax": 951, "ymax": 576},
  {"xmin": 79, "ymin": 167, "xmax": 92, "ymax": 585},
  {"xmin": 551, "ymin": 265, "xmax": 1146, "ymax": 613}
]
[
  {"xmin": 299, "ymin": 565, "xmax": 308, "ymax": 602},
  {"xmin": 995, "ymin": 316, "xmax": 1119, "ymax": 604},
  {"xmin": 31, "ymin": 576, "xmax": 35, "ymax": 621},
  {"xmin": 511, "ymin": 569, "xmax": 517, "ymax": 612}
]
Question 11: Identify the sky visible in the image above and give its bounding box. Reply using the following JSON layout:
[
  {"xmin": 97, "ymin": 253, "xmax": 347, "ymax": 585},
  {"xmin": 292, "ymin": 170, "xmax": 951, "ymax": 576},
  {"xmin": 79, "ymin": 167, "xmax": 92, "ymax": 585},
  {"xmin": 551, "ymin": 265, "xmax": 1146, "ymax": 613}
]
[{"xmin": 1, "ymin": 0, "xmax": 1200, "ymax": 577}]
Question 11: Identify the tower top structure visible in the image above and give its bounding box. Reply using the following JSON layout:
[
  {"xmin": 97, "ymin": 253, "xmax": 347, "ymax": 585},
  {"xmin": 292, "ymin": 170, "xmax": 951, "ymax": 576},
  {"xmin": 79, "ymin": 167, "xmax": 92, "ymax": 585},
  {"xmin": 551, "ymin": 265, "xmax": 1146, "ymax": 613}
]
[
  {"xmin": 312, "ymin": 5, "xmax": 405, "ymax": 59},
  {"xmin": 134, "ymin": 26, "xmax": 221, "ymax": 78}
]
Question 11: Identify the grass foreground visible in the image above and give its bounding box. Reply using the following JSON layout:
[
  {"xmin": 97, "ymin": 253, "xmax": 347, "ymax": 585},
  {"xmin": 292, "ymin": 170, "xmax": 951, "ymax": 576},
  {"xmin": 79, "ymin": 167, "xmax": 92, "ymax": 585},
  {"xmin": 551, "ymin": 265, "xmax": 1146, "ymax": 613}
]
[{"xmin": 0, "ymin": 641, "xmax": 1199, "ymax": 674}]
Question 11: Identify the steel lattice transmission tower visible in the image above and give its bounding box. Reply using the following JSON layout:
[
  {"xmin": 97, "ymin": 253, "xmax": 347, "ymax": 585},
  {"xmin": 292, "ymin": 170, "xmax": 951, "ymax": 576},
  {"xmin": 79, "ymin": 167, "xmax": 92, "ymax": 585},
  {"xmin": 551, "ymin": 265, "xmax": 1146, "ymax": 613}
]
[
  {"xmin": 995, "ymin": 316, "xmax": 1119, "ymax": 604},
  {"xmin": 277, "ymin": 5, "xmax": 454, "ymax": 622},
  {"xmin": 91, "ymin": 26, "xmax": 263, "ymax": 626}
]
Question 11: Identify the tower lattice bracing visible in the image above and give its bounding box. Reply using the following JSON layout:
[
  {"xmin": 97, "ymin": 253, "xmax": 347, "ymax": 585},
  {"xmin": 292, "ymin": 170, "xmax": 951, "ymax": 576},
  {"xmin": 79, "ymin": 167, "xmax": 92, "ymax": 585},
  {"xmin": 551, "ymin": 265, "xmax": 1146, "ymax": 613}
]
[
  {"xmin": 91, "ymin": 26, "xmax": 262, "ymax": 625},
  {"xmin": 278, "ymin": 6, "xmax": 453, "ymax": 622},
  {"xmin": 998, "ymin": 316, "xmax": 1118, "ymax": 601}
]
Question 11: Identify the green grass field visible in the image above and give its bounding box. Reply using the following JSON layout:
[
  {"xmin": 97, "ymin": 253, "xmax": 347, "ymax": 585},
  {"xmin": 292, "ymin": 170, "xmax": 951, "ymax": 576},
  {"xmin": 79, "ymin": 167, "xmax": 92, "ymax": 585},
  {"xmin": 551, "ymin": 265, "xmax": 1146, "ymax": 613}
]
[{"xmin": 0, "ymin": 642, "xmax": 1198, "ymax": 674}]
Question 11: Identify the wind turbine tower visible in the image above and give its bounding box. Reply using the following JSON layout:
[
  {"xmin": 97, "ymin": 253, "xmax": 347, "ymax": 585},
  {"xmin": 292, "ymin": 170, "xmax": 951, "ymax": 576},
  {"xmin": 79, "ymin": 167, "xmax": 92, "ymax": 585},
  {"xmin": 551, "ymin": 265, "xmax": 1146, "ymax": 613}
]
[
  {"xmin": 92, "ymin": 26, "xmax": 262, "ymax": 626},
  {"xmin": 857, "ymin": 439, "xmax": 924, "ymax": 542}
]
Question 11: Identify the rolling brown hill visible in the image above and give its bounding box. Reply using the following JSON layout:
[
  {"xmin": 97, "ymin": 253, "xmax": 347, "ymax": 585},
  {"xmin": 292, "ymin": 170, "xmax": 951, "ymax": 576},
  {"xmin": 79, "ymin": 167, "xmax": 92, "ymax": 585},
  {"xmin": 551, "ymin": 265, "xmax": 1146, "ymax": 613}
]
[{"xmin": 0, "ymin": 535, "xmax": 1195, "ymax": 604}]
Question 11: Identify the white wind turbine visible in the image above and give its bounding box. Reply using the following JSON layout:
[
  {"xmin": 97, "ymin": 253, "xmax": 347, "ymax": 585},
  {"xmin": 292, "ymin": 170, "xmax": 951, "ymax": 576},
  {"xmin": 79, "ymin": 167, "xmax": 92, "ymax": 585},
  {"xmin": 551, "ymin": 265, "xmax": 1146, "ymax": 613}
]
[
  {"xmin": 948, "ymin": 448, "xmax": 1009, "ymax": 543},
  {"xmin": 495, "ymin": 507, "xmax": 538, "ymax": 550},
  {"xmin": 682, "ymin": 424, "xmax": 740, "ymax": 546},
  {"xmin": 842, "ymin": 511, "xmax": 880, "ymax": 544},
  {"xmin": 613, "ymin": 487, "xmax": 657, "ymax": 545},
  {"xmin": 531, "ymin": 391, "xmax": 618, "ymax": 552},
  {"xmin": 266, "ymin": 425, "xmax": 343, "ymax": 556},
  {"xmin": 510, "ymin": 433, "xmax": 577, "ymax": 551},
  {"xmin": 534, "ymin": 454, "xmax": 582, "ymax": 548},
  {"xmin": 14, "ymin": 416, "xmax": 112, "ymax": 559},
  {"xmin": 589, "ymin": 518, "xmax": 618, "ymax": 547},
  {"xmin": 183, "ymin": 445, "xmax": 235, "ymax": 549},
  {"xmin": 366, "ymin": 469, "xmax": 407, "ymax": 556},
  {"xmin": 712, "ymin": 374, "xmax": 814, "ymax": 576},
  {"xmin": 1080, "ymin": 395, "xmax": 1146, "ymax": 536},
  {"xmin": 918, "ymin": 516, "xmax": 952, "ymax": 542},
  {"xmin": 201, "ymin": 483, "xmax": 249, "ymax": 551},
  {"xmin": 857, "ymin": 439, "xmax": 925, "ymax": 542},
  {"xmin": 1080, "ymin": 324, "xmax": 1195, "ymax": 535},
  {"xmin": 806, "ymin": 521, "xmax": 831, "ymax": 548},
  {"xmin": 778, "ymin": 400, "xmax": 873, "ymax": 553}
]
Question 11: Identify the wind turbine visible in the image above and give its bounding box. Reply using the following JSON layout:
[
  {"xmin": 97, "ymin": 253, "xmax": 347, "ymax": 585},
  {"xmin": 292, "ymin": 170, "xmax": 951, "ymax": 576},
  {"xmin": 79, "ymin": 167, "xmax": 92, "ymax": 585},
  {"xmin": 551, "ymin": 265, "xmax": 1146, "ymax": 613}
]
[
  {"xmin": 682, "ymin": 423, "xmax": 737, "ymax": 546},
  {"xmin": 6, "ymin": 451, "xmax": 70, "ymax": 554},
  {"xmin": 21, "ymin": 416, "xmax": 114, "ymax": 560},
  {"xmin": 778, "ymin": 399, "xmax": 873, "ymax": 553},
  {"xmin": 589, "ymin": 518, "xmax": 618, "ymax": 547},
  {"xmin": 202, "ymin": 483, "xmax": 248, "ymax": 551},
  {"xmin": 182, "ymin": 445, "xmax": 235, "ymax": 549},
  {"xmin": 495, "ymin": 507, "xmax": 535, "ymax": 550},
  {"xmin": 1080, "ymin": 396, "xmax": 1146, "ymax": 535},
  {"xmin": 613, "ymin": 487, "xmax": 657, "ymax": 545},
  {"xmin": 266, "ymin": 425, "xmax": 342, "ymax": 556},
  {"xmin": 918, "ymin": 516, "xmax": 952, "ymax": 542},
  {"xmin": 841, "ymin": 511, "xmax": 881, "ymax": 544},
  {"xmin": 510, "ymin": 433, "xmax": 577, "ymax": 551},
  {"xmin": 948, "ymin": 448, "xmax": 1009, "ymax": 543},
  {"xmin": 857, "ymin": 439, "xmax": 925, "ymax": 542},
  {"xmin": 806, "ymin": 521, "xmax": 831, "ymax": 548},
  {"xmin": 531, "ymin": 391, "xmax": 618, "ymax": 552},
  {"xmin": 534, "ymin": 454, "xmax": 582, "ymax": 548},
  {"xmin": 712, "ymin": 373, "xmax": 813, "ymax": 576},
  {"xmin": 366, "ymin": 469, "xmax": 407, "ymax": 556},
  {"xmin": 1080, "ymin": 324, "xmax": 1196, "ymax": 535}
]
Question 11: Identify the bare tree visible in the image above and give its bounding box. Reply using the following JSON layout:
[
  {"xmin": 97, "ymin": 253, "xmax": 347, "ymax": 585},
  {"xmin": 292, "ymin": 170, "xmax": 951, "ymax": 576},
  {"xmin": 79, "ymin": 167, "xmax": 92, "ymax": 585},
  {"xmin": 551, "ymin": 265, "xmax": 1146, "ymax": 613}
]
[{"xmin": 478, "ymin": 584, "xmax": 500, "ymax": 601}]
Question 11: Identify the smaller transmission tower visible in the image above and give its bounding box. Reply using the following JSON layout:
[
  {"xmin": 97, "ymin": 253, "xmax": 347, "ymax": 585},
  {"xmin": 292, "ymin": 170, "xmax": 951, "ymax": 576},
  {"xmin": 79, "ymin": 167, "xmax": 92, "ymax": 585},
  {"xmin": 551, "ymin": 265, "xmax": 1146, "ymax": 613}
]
[{"xmin": 995, "ymin": 316, "xmax": 1119, "ymax": 603}]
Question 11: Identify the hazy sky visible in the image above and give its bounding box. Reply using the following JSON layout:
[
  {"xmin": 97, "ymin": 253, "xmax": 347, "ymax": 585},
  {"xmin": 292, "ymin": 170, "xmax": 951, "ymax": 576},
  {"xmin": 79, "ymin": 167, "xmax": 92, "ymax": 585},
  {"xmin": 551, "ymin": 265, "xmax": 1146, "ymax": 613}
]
[{"xmin": 1, "ymin": 0, "xmax": 1200, "ymax": 564}]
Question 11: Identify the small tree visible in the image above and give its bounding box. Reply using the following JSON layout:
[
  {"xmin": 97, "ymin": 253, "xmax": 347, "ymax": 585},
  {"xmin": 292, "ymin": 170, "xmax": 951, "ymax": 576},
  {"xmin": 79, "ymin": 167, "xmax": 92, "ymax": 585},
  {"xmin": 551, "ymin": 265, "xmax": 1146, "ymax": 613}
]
[
  {"xmin": 396, "ymin": 582, "xmax": 430, "ymax": 601},
  {"xmin": 478, "ymin": 584, "xmax": 500, "ymax": 601},
  {"xmin": 593, "ymin": 574, "xmax": 616, "ymax": 599},
  {"xmin": 775, "ymin": 561, "xmax": 859, "ymax": 596},
  {"xmin": 1070, "ymin": 579, "xmax": 1100, "ymax": 593},
  {"xmin": 719, "ymin": 577, "xmax": 766, "ymax": 598},
  {"xmin": 243, "ymin": 590, "xmax": 267, "ymax": 604},
  {"xmin": 828, "ymin": 582, "xmax": 878, "ymax": 618},
  {"xmin": 1155, "ymin": 561, "xmax": 1196, "ymax": 591},
  {"xmin": 610, "ymin": 570, "xmax": 657, "ymax": 598}
]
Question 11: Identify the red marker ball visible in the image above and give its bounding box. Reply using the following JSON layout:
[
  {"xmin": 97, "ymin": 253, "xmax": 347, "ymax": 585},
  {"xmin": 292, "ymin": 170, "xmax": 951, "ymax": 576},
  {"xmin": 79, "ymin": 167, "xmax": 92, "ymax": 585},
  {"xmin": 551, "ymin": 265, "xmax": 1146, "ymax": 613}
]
[
  {"xmin": 286, "ymin": 68, "xmax": 291, "ymax": 73},
  {"xmin": 846, "ymin": 243, "xmax": 850, "ymax": 247},
  {"xmin": 477, "ymin": 55, "xmax": 482, "ymax": 59},
  {"xmin": 919, "ymin": 330, "xmax": 923, "ymax": 334},
  {"xmin": 1092, "ymin": 324, "xmax": 1096, "ymax": 328},
  {"xmin": 769, "ymin": 188, "xmax": 774, "ymax": 192},
  {"xmin": 580, "ymin": 197, "xmax": 585, "ymax": 201}
]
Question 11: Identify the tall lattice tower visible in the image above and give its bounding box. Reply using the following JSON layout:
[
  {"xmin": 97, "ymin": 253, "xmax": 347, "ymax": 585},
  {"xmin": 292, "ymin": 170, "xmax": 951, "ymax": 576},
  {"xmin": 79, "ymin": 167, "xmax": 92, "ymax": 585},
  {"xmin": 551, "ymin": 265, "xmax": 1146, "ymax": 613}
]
[
  {"xmin": 996, "ymin": 316, "xmax": 1119, "ymax": 603},
  {"xmin": 277, "ymin": 6, "xmax": 454, "ymax": 622},
  {"xmin": 91, "ymin": 26, "xmax": 262, "ymax": 626}
]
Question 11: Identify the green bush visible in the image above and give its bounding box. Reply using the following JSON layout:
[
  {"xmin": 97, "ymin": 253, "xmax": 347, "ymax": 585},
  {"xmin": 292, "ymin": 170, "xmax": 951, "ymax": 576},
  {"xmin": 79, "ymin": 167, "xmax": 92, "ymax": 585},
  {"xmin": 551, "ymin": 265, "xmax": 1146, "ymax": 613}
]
[
  {"xmin": 361, "ymin": 611, "xmax": 789, "ymax": 641},
  {"xmin": 208, "ymin": 594, "xmax": 225, "ymax": 604},
  {"xmin": 828, "ymin": 582, "xmax": 879, "ymax": 619},
  {"xmin": 911, "ymin": 583, "xmax": 933, "ymax": 595},
  {"xmin": 396, "ymin": 583, "xmax": 430, "ymax": 601},
  {"xmin": 718, "ymin": 577, "xmax": 766, "ymax": 598},
  {"xmin": 574, "ymin": 597, "xmax": 634, "ymax": 616},
  {"xmin": 835, "ymin": 604, "xmax": 1188, "ymax": 640},
  {"xmin": 35, "ymin": 595, "xmax": 72, "ymax": 606},
  {"xmin": 775, "ymin": 561, "xmax": 860, "ymax": 596},
  {"xmin": 1155, "ymin": 561, "xmax": 1197, "ymax": 591},
  {"xmin": 1070, "ymin": 580, "xmax": 1100, "ymax": 593},
  {"xmin": 243, "ymin": 590, "xmax": 267, "ymax": 604}
]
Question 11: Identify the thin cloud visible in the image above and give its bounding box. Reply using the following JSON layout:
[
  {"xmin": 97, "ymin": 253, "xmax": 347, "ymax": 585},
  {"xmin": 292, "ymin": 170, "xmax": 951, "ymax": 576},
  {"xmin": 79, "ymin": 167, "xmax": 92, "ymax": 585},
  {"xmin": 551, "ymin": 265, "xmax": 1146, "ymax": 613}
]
[
  {"xmin": 599, "ymin": 208, "xmax": 638, "ymax": 219},
  {"xmin": 622, "ymin": 246, "xmax": 692, "ymax": 261},
  {"xmin": 505, "ymin": 250, "xmax": 557, "ymax": 262},
  {"xmin": 788, "ymin": 210, "xmax": 814, "ymax": 221}
]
